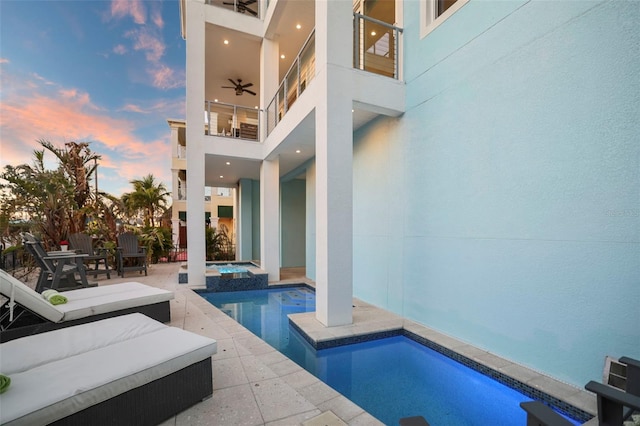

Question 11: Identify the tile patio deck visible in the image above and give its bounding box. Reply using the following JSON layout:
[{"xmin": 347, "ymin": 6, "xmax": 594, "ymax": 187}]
[{"xmin": 97, "ymin": 262, "xmax": 597, "ymax": 425}]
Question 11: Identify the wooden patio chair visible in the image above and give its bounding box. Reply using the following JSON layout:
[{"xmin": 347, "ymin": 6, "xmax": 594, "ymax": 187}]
[
  {"xmin": 22, "ymin": 233, "xmax": 94, "ymax": 293},
  {"xmin": 116, "ymin": 232, "xmax": 148, "ymax": 278},
  {"xmin": 69, "ymin": 233, "xmax": 111, "ymax": 279}
]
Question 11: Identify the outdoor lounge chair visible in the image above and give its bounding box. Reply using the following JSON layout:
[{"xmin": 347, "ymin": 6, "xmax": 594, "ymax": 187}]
[
  {"xmin": 0, "ymin": 313, "xmax": 217, "ymax": 425},
  {"xmin": 69, "ymin": 233, "xmax": 111, "ymax": 279},
  {"xmin": 117, "ymin": 232, "xmax": 148, "ymax": 278},
  {"xmin": 22, "ymin": 233, "xmax": 93, "ymax": 292},
  {"xmin": 0, "ymin": 269, "xmax": 173, "ymax": 342}
]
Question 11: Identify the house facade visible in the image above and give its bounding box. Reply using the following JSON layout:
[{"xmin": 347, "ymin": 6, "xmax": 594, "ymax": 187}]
[
  {"xmin": 168, "ymin": 118, "xmax": 236, "ymax": 250},
  {"xmin": 179, "ymin": 0, "xmax": 639, "ymax": 388}
]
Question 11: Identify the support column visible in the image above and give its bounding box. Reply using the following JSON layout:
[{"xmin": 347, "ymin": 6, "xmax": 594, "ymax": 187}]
[
  {"xmin": 260, "ymin": 158, "xmax": 280, "ymax": 281},
  {"xmin": 314, "ymin": 0, "xmax": 353, "ymax": 326},
  {"xmin": 185, "ymin": 1, "xmax": 206, "ymax": 285}
]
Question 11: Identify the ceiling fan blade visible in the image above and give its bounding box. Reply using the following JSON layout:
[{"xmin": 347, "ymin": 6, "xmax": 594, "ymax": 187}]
[
  {"xmin": 245, "ymin": 8, "xmax": 258, "ymax": 16},
  {"xmin": 228, "ymin": 78, "xmax": 239, "ymax": 86},
  {"xmin": 241, "ymin": 82, "xmax": 253, "ymax": 88},
  {"xmin": 244, "ymin": 89, "xmax": 257, "ymax": 96},
  {"xmin": 244, "ymin": 0, "xmax": 257, "ymax": 4},
  {"xmin": 221, "ymin": 86, "xmax": 236, "ymax": 89}
]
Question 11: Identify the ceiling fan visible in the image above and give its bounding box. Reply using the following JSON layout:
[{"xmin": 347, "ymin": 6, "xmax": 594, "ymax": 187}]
[
  {"xmin": 222, "ymin": 79, "xmax": 256, "ymax": 96},
  {"xmin": 222, "ymin": 0, "xmax": 257, "ymax": 16}
]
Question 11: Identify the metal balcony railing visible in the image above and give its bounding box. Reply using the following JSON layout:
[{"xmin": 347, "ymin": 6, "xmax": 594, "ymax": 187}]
[
  {"xmin": 266, "ymin": 30, "xmax": 315, "ymax": 136},
  {"xmin": 353, "ymin": 13, "xmax": 403, "ymax": 79},
  {"xmin": 204, "ymin": 0, "xmax": 261, "ymax": 19},
  {"xmin": 204, "ymin": 101, "xmax": 261, "ymax": 141}
]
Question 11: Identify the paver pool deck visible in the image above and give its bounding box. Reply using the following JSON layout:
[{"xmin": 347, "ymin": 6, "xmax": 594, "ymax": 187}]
[{"xmin": 98, "ymin": 262, "xmax": 597, "ymax": 425}]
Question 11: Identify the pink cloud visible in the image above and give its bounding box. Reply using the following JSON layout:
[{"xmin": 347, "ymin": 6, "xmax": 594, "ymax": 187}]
[
  {"xmin": 150, "ymin": 3, "xmax": 164, "ymax": 29},
  {"xmin": 113, "ymin": 44, "xmax": 127, "ymax": 55},
  {"xmin": 126, "ymin": 28, "xmax": 165, "ymax": 62},
  {"xmin": 110, "ymin": 0, "xmax": 146, "ymax": 25},
  {"xmin": 149, "ymin": 64, "xmax": 184, "ymax": 90},
  {"xmin": 121, "ymin": 104, "xmax": 148, "ymax": 113},
  {"xmin": 0, "ymin": 58, "xmax": 9, "ymax": 64},
  {"xmin": 0, "ymin": 75, "xmax": 174, "ymax": 196}
]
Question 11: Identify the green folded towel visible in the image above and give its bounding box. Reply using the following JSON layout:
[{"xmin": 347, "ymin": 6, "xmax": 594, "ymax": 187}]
[
  {"xmin": 42, "ymin": 289, "xmax": 68, "ymax": 305},
  {"xmin": 0, "ymin": 374, "xmax": 10, "ymax": 394}
]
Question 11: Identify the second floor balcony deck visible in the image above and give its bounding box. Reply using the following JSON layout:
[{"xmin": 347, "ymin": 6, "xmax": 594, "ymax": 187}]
[{"xmin": 203, "ymin": 12, "xmax": 403, "ymax": 139}]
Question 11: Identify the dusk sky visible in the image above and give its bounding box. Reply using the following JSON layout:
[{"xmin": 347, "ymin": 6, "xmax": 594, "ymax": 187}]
[{"xmin": 0, "ymin": 0, "xmax": 184, "ymax": 197}]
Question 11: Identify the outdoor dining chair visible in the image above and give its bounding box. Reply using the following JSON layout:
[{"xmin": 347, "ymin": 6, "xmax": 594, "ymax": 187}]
[
  {"xmin": 116, "ymin": 232, "xmax": 148, "ymax": 278},
  {"xmin": 69, "ymin": 233, "xmax": 111, "ymax": 279},
  {"xmin": 22, "ymin": 233, "xmax": 93, "ymax": 293}
]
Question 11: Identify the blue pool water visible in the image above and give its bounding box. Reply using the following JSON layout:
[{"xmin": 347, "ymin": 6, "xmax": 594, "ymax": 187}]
[
  {"xmin": 206, "ymin": 263, "xmax": 252, "ymax": 274},
  {"xmin": 200, "ymin": 287, "xmax": 579, "ymax": 426}
]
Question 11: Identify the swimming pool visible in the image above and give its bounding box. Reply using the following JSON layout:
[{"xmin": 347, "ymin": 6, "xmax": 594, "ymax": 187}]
[{"xmin": 200, "ymin": 287, "xmax": 581, "ymax": 425}]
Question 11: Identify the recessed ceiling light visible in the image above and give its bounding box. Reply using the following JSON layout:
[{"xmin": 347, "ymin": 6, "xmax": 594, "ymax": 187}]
[
  {"xmin": 295, "ymin": 150, "xmax": 301, "ymax": 153},
  {"xmin": 219, "ymin": 175, "xmax": 224, "ymax": 178},
  {"xmin": 214, "ymin": 99, "xmax": 218, "ymax": 102},
  {"xmin": 296, "ymin": 24, "xmax": 301, "ymax": 30},
  {"xmin": 280, "ymin": 54, "xmax": 285, "ymax": 59},
  {"xmin": 225, "ymin": 162, "xmax": 230, "ymax": 165},
  {"xmin": 352, "ymin": 109, "xmax": 354, "ymax": 113},
  {"xmin": 371, "ymin": 31, "xmax": 376, "ymax": 36},
  {"xmin": 254, "ymin": 106, "xmax": 258, "ymax": 109},
  {"xmin": 223, "ymin": 40, "xmax": 229, "ymax": 45}
]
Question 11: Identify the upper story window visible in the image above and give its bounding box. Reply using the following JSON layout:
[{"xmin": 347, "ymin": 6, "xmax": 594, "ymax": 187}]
[{"xmin": 420, "ymin": 0, "xmax": 469, "ymax": 38}]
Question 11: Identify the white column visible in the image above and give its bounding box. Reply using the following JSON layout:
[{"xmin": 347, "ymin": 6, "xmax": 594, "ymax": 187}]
[
  {"xmin": 260, "ymin": 158, "xmax": 280, "ymax": 281},
  {"xmin": 185, "ymin": 1, "xmax": 206, "ymax": 285},
  {"xmin": 314, "ymin": 0, "xmax": 353, "ymax": 327}
]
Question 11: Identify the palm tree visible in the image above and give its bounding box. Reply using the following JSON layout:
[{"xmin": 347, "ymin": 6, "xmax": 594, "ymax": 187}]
[
  {"xmin": 39, "ymin": 140, "xmax": 101, "ymax": 234},
  {"xmin": 122, "ymin": 174, "xmax": 170, "ymax": 228}
]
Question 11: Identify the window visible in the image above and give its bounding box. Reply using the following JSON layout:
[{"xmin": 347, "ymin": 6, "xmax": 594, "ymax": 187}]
[
  {"xmin": 420, "ymin": 0, "xmax": 469, "ymax": 38},
  {"xmin": 218, "ymin": 206, "xmax": 233, "ymax": 218}
]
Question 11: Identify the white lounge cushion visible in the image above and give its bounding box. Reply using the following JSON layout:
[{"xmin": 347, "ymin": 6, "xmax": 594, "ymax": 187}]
[
  {"xmin": 0, "ymin": 313, "xmax": 217, "ymax": 426},
  {"xmin": 0, "ymin": 269, "xmax": 173, "ymax": 323},
  {"xmin": 55, "ymin": 282, "xmax": 173, "ymax": 321},
  {"xmin": 1, "ymin": 313, "xmax": 167, "ymax": 375},
  {"xmin": 0, "ymin": 270, "xmax": 63, "ymax": 322}
]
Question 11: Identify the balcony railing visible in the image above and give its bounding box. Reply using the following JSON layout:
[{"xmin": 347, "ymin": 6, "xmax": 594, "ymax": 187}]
[
  {"xmin": 353, "ymin": 13, "xmax": 402, "ymax": 79},
  {"xmin": 266, "ymin": 30, "xmax": 316, "ymax": 136},
  {"xmin": 204, "ymin": 101, "xmax": 261, "ymax": 141},
  {"xmin": 204, "ymin": 0, "xmax": 261, "ymax": 19}
]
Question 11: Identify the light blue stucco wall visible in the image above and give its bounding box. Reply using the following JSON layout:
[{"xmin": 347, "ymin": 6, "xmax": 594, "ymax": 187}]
[
  {"xmin": 251, "ymin": 179, "xmax": 261, "ymax": 261},
  {"xmin": 281, "ymin": 179, "xmax": 306, "ymax": 267},
  {"xmin": 306, "ymin": 163, "xmax": 317, "ymax": 281},
  {"xmin": 352, "ymin": 0, "xmax": 640, "ymax": 387}
]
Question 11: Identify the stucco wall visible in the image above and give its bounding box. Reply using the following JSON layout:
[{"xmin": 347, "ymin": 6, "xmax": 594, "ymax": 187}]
[
  {"xmin": 352, "ymin": 0, "xmax": 640, "ymax": 387},
  {"xmin": 281, "ymin": 179, "xmax": 306, "ymax": 267}
]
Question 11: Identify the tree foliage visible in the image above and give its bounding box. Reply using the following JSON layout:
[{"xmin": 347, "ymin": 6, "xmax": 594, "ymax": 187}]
[{"xmin": 122, "ymin": 174, "xmax": 170, "ymax": 228}]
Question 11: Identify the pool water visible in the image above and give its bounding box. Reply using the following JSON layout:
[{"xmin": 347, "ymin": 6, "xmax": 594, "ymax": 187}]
[
  {"xmin": 206, "ymin": 263, "xmax": 252, "ymax": 274},
  {"xmin": 200, "ymin": 287, "xmax": 580, "ymax": 426}
]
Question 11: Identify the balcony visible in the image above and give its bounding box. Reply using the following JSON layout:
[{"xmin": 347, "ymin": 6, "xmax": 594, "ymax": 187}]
[
  {"xmin": 204, "ymin": 101, "xmax": 261, "ymax": 141},
  {"xmin": 266, "ymin": 30, "xmax": 316, "ymax": 136},
  {"xmin": 204, "ymin": 0, "xmax": 261, "ymax": 19},
  {"xmin": 353, "ymin": 13, "xmax": 403, "ymax": 79}
]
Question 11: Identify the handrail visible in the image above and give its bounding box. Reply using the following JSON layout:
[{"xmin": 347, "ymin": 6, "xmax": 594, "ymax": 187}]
[
  {"xmin": 266, "ymin": 29, "xmax": 316, "ymax": 136},
  {"xmin": 204, "ymin": 100, "xmax": 261, "ymax": 141},
  {"xmin": 353, "ymin": 12, "xmax": 403, "ymax": 79}
]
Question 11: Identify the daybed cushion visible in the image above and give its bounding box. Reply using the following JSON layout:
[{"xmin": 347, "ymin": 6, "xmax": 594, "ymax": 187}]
[
  {"xmin": 0, "ymin": 270, "xmax": 63, "ymax": 322},
  {"xmin": 0, "ymin": 313, "xmax": 217, "ymax": 426},
  {"xmin": 0, "ymin": 269, "xmax": 173, "ymax": 323},
  {"xmin": 54, "ymin": 282, "xmax": 173, "ymax": 321}
]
